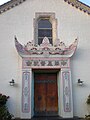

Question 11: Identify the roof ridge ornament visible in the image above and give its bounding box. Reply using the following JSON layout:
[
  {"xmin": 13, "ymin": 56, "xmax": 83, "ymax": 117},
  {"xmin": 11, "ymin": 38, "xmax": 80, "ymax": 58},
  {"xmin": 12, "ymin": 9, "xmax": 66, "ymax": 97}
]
[
  {"xmin": 40, "ymin": 37, "xmax": 52, "ymax": 47},
  {"xmin": 15, "ymin": 36, "xmax": 78, "ymax": 58},
  {"xmin": 54, "ymin": 39, "xmax": 66, "ymax": 50}
]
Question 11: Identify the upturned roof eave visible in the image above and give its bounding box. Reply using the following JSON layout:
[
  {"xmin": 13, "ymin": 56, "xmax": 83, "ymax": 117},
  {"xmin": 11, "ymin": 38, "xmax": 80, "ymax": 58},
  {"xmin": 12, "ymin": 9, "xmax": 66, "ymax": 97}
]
[{"xmin": 15, "ymin": 36, "xmax": 78, "ymax": 58}]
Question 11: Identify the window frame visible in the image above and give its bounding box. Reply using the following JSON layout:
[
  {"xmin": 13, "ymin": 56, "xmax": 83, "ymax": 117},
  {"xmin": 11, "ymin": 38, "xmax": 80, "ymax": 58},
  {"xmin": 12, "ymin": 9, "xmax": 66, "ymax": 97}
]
[
  {"xmin": 38, "ymin": 18, "xmax": 52, "ymax": 45},
  {"xmin": 34, "ymin": 13, "xmax": 57, "ymax": 45}
]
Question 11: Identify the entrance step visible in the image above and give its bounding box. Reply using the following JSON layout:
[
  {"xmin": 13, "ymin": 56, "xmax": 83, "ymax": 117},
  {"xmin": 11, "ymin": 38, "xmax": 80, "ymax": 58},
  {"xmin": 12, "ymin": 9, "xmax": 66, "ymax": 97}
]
[{"xmin": 30, "ymin": 116, "xmax": 83, "ymax": 120}]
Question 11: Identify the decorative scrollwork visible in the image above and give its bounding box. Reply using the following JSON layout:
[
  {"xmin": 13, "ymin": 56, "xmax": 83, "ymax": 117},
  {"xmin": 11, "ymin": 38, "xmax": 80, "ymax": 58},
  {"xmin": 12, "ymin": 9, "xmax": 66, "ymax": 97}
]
[{"xmin": 15, "ymin": 36, "xmax": 78, "ymax": 58}]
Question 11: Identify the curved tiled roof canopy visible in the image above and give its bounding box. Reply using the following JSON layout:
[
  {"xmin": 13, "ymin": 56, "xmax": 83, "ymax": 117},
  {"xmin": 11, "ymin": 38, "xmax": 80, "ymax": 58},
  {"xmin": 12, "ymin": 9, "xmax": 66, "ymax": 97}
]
[{"xmin": 0, "ymin": 0, "xmax": 90, "ymax": 15}]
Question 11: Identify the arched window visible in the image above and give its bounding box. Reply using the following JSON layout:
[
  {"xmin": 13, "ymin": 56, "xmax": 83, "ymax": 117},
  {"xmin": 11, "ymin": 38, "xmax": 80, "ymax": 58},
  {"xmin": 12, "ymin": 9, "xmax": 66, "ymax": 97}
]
[
  {"xmin": 38, "ymin": 18, "xmax": 52, "ymax": 45},
  {"xmin": 34, "ymin": 13, "xmax": 57, "ymax": 45}
]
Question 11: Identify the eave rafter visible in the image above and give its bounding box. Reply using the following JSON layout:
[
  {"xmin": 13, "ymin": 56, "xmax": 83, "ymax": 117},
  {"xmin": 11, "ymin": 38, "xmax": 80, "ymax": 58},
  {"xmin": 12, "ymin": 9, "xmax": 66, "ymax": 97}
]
[
  {"xmin": 0, "ymin": 0, "xmax": 26, "ymax": 14},
  {"xmin": 64, "ymin": 0, "xmax": 90, "ymax": 15},
  {"xmin": 0, "ymin": 0, "xmax": 90, "ymax": 15}
]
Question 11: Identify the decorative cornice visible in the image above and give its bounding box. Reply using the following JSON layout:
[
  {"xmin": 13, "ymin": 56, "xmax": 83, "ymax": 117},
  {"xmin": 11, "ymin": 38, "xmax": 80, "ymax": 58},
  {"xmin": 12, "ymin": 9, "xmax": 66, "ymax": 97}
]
[
  {"xmin": 15, "ymin": 36, "xmax": 78, "ymax": 58},
  {"xmin": 0, "ymin": 0, "xmax": 90, "ymax": 15},
  {"xmin": 64, "ymin": 0, "xmax": 90, "ymax": 15},
  {"xmin": 0, "ymin": 0, "xmax": 26, "ymax": 14}
]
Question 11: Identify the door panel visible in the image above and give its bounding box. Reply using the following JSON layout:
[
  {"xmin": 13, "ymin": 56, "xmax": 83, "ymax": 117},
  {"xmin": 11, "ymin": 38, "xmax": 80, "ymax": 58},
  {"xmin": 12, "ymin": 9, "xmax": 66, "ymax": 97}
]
[
  {"xmin": 34, "ymin": 73, "xmax": 58, "ymax": 116},
  {"xmin": 46, "ymin": 74, "xmax": 58, "ymax": 112},
  {"xmin": 34, "ymin": 74, "xmax": 47, "ymax": 112}
]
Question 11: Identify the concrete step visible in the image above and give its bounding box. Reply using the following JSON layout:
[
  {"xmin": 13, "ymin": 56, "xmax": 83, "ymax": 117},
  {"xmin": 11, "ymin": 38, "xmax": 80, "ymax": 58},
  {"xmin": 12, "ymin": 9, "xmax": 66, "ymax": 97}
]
[
  {"xmin": 30, "ymin": 116, "xmax": 83, "ymax": 120},
  {"xmin": 13, "ymin": 116, "xmax": 84, "ymax": 120}
]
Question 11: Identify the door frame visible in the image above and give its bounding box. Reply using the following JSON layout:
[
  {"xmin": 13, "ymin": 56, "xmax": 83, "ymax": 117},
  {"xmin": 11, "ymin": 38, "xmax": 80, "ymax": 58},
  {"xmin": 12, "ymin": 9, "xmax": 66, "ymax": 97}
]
[
  {"xmin": 15, "ymin": 34, "xmax": 78, "ymax": 119},
  {"xmin": 22, "ymin": 67, "xmax": 73, "ymax": 119}
]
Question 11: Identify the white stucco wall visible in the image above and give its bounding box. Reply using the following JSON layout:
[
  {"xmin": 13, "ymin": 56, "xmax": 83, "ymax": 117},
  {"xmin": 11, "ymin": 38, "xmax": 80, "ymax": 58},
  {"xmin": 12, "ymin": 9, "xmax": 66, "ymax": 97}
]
[{"xmin": 0, "ymin": 0, "xmax": 90, "ymax": 118}]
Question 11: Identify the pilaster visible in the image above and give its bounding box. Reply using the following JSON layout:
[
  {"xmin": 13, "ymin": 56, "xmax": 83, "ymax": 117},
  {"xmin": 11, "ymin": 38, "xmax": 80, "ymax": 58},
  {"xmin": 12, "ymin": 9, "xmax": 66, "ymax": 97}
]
[
  {"xmin": 21, "ymin": 68, "xmax": 32, "ymax": 119},
  {"xmin": 60, "ymin": 68, "xmax": 73, "ymax": 118}
]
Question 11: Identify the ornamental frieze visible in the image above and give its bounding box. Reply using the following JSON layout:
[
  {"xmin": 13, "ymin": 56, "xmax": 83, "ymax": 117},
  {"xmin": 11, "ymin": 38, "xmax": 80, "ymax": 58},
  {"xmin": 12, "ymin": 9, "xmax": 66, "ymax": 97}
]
[
  {"xmin": 22, "ymin": 58, "xmax": 70, "ymax": 69},
  {"xmin": 15, "ymin": 36, "xmax": 78, "ymax": 58}
]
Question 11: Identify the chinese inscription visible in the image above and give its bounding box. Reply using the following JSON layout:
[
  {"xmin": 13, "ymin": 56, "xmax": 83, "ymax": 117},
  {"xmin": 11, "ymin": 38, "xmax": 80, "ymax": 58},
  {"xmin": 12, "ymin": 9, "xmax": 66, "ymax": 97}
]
[{"xmin": 62, "ymin": 71, "xmax": 71, "ymax": 112}]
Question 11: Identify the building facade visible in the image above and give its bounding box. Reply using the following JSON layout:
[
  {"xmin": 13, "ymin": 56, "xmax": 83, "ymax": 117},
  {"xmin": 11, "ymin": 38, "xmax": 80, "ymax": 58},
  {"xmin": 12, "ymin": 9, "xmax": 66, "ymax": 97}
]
[{"xmin": 0, "ymin": 0, "xmax": 90, "ymax": 119}]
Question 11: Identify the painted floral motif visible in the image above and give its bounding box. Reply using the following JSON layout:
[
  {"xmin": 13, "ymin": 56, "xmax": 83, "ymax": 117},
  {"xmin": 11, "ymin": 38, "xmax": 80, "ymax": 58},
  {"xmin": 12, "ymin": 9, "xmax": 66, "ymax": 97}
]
[
  {"xmin": 62, "ymin": 71, "xmax": 71, "ymax": 112},
  {"xmin": 23, "ymin": 59, "xmax": 69, "ymax": 68},
  {"xmin": 41, "ymin": 61, "xmax": 45, "ymax": 66},
  {"xmin": 61, "ymin": 60, "xmax": 67, "ymax": 66},
  {"xmin": 22, "ymin": 72, "xmax": 30, "ymax": 113},
  {"xmin": 26, "ymin": 60, "xmax": 32, "ymax": 66}
]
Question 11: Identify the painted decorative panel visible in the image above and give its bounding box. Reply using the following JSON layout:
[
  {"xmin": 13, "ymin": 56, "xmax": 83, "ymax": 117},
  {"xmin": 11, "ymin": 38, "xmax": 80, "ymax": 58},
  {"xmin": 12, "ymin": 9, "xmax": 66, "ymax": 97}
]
[
  {"xmin": 22, "ymin": 71, "xmax": 30, "ymax": 113},
  {"xmin": 15, "ymin": 36, "xmax": 78, "ymax": 58},
  {"xmin": 22, "ymin": 58, "xmax": 70, "ymax": 69},
  {"xmin": 62, "ymin": 71, "xmax": 71, "ymax": 112}
]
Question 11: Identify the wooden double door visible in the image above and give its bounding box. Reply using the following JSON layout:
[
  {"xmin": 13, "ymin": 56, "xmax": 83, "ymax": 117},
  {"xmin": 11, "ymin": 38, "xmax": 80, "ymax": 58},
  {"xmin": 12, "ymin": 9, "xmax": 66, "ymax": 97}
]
[{"xmin": 34, "ymin": 73, "xmax": 58, "ymax": 116}]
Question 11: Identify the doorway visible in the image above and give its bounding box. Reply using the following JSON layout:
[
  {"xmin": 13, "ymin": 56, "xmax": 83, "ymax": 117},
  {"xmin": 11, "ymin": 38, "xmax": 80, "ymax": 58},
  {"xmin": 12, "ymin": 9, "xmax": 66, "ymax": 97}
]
[{"xmin": 34, "ymin": 73, "xmax": 58, "ymax": 116}]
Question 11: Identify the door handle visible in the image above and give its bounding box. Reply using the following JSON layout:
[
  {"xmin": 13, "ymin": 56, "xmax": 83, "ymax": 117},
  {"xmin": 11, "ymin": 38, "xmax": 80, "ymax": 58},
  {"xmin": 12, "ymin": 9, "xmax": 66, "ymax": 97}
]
[
  {"xmin": 38, "ymin": 96, "xmax": 42, "ymax": 101},
  {"xmin": 50, "ymin": 96, "xmax": 55, "ymax": 101}
]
